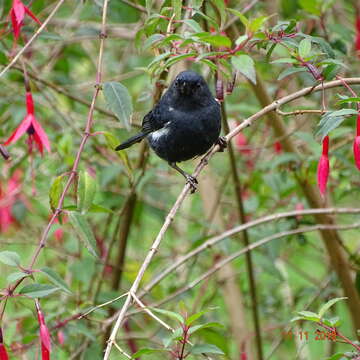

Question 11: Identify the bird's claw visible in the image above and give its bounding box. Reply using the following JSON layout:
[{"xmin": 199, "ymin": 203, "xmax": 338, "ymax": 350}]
[
  {"xmin": 186, "ymin": 175, "xmax": 198, "ymax": 194},
  {"xmin": 216, "ymin": 136, "xmax": 227, "ymax": 152}
]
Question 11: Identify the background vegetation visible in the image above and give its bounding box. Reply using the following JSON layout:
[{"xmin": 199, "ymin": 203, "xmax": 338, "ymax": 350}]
[{"xmin": 0, "ymin": 0, "xmax": 359, "ymax": 359}]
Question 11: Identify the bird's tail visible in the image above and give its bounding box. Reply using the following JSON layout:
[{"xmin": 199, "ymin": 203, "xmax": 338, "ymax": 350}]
[{"xmin": 115, "ymin": 131, "xmax": 148, "ymax": 151}]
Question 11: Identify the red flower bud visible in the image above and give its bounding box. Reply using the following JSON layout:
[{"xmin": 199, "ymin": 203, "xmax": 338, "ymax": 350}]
[
  {"xmin": 274, "ymin": 141, "xmax": 283, "ymax": 154},
  {"xmin": 353, "ymin": 114, "xmax": 360, "ymax": 170},
  {"xmin": 317, "ymin": 136, "xmax": 330, "ymax": 196},
  {"xmin": 37, "ymin": 309, "xmax": 51, "ymax": 358},
  {"xmin": 0, "ymin": 328, "xmax": 9, "ymax": 360},
  {"xmin": 57, "ymin": 330, "xmax": 65, "ymax": 346}
]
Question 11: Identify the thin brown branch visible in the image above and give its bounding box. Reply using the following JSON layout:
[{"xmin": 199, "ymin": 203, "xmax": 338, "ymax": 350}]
[{"xmin": 103, "ymin": 77, "xmax": 360, "ymax": 356}]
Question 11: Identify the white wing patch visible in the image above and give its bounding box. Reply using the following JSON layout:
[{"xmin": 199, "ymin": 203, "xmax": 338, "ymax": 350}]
[{"xmin": 150, "ymin": 122, "xmax": 171, "ymax": 141}]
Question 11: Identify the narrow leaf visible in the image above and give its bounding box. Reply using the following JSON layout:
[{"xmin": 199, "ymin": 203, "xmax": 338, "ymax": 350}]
[
  {"xmin": 318, "ymin": 297, "xmax": 347, "ymax": 318},
  {"xmin": 49, "ymin": 175, "xmax": 65, "ymax": 213},
  {"xmin": 68, "ymin": 212, "xmax": 99, "ymax": 258},
  {"xmin": 150, "ymin": 307, "xmax": 184, "ymax": 323},
  {"xmin": 19, "ymin": 284, "xmax": 60, "ymax": 298},
  {"xmin": 190, "ymin": 344, "xmax": 225, "ymax": 355},
  {"xmin": 77, "ymin": 170, "xmax": 97, "ymax": 214},
  {"xmin": 0, "ymin": 251, "xmax": 21, "ymax": 266},
  {"xmin": 40, "ymin": 267, "xmax": 72, "ymax": 294},
  {"xmin": 103, "ymin": 82, "xmax": 133, "ymax": 131}
]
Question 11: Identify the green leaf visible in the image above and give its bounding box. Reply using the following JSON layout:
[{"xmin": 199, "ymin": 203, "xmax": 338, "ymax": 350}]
[
  {"xmin": 40, "ymin": 267, "xmax": 72, "ymax": 294},
  {"xmin": 197, "ymin": 34, "xmax": 232, "ymax": 48},
  {"xmin": 68, "ymin": 212, "xmax": 99, "ymax": 258},
  {"xmin": 337, "ymin": 97, "xmax": 360, "ymax": 104},
  {"xmin": 49, "ymin": 174, "xmax": 65, "ymax": 213},
  {"xmin": 188, "ymin": 322, "xmax": 224, "ymax": 335},
  {"xmin": 89, "ymin": 204, "xmax": 113, "ymax": 214},
  {"xmin": 77, "ymin": 170, "xmax": 97, "ymax": 214},
  {"xmin": 190, "ymin": 344, "xmax": 225, "ymax": 355},
  {"xmin": 271, "ymin": 58, "xmax": 298, "ymax": 64},
  {"xmin": 227, "ymin": 8, "xmax": 249, "ymax": 29},
  {"xmin": 322, "ymin": 63, "xmax": 339, "ymax": 81},
  {"xmin": 162, "ymin": 328, "xmax": 183, "ymax": 348},
  {"xmin": 298, "ymin": 38, "xmax": 311, "ymax": 58},
  {"xmin": 299, "ymin": 0, "xmax": 321, "ymax": 15},
  {"xmin": 318, "ymin": 297, "xmax": 347, "ymax": 318},
  {"xmin": 131, "ymin": 348, "xmax": 167, "ymax": 358},
  {"xmin": 0, "ymin": 251, "xmax": 21, "ymax": 266},
  {"xmin": 172, "ymin": 0, "xmax": 182, "ymax": 20},
  {"xmin": 7, "ymin": 272, "xmax": 29, "ymax": 282},
  {"xmin": 150, "ymin": 307, "xmax": 184, "ymax": 323},
  {"xmin": 183, "ymin": 19, "xmax": 203, "ymax": 33},
  {"xmin": 296, "ymin": 310, "xmax": 320, "ymax": 322},
  {"xmin": 103, "ymin": 82, "xmax": 133, "ymax": 131},
  {"xmin": 316, "ymin": 110, "xmax": 358, "ymax": 140},
  {"xmin": 231, "ymin": 55, "xmax": 256, "ymax": 84},
  {"xmin": 164, "ymin": 52, "xmax": 196, "ymax": 67},
  {"xmin": 186, "ymin": 310, "xmax": 208, "ymax": 326},
  {"xmin": 278, "ymin": 67, "xmax": 307, "ymax": 80},
  {"xmin": 144, "ymin": 33, "xmax": 164, "ymax": 50},
  {"xmin": 19, "ymin": 284, "xmax": 60, "ymax": 298},
  {"xmin": 211, "ymin": 0, "xmax": 226, "ymax": 27},
  {"xmin": 326, "ymin": 353, "xmax": 346, "ymax": 360},
  {"xmin": 249, "ymin": 16, "xmax": 269, "ymax": 32}
]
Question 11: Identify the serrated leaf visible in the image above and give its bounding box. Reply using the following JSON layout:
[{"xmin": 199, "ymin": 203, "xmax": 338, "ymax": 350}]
[
  {"xmin": 7, "ymin": 272, "xmax": 29, "ymax": 282},
  {"xmin": 40, "ymin": 267, "xmax": 72, "ymax": 294},
  {"xmin": 318, "ymin": 297, "xmax": 347, "ymax": 318},
  {"xmin": 190, "ymin": 344, "xmax": 225, "ymax": 355},
  {"xmin": 77, "ymin": 170, "xmax": 97, "ymax": 214},
  {"xmin": 278, "ymin": 67, "xmax": 307, "ymax": 80},
  {"xmin": 19, "ymin": 284, "xmax": 60, "ymax": 298},
  {"xmin": 0, "ymin": 251, "xmax": 21, "ymax": 266},
  {"xmin": 298, "ymin": 38, "xmax": 311, "ymax": 58},
  {"xmin": 150, "ymin": 307, "xmax": 184, "ymax": 323},
  {"xmin": 231, "ymin": 55, "xmax": 256, "ymax": 84},
  {"xmin": 49, "ymin": 175, "xmax": 65, "ymax": 213},
  {"xmin": 103, "ymin": 82, "xmax": 133, "ymax": 131},
  {"xmin": 68, "ymin": 212, "xmax": 99, "ymax": 258}
]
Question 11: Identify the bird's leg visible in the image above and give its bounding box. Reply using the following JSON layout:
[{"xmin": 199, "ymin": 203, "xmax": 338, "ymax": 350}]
[
  {"xmin": 216, "ymin": 136, "xmax": 227, "ymax": 152},
  {"xmin": 169, "ymin": 162, "xmax": 198, "ymax": 193}
]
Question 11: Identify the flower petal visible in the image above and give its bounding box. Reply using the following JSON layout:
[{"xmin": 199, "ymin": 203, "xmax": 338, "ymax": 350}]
[
  {"xmin": 353, "ymin": 136, "xmax": 360, "ymax": 171},
  {"xmin": 12, "ymin": 0, "xmax": 25, "ymax": 26},
  {"xmin": 24, "ymin": 5, "xmax": 41, "ymax": 25},
  {"xmin": 41, "ymin": 343, "xmax": 50, "ymax": 360},
  {"xmin": 4, "ymin": 114, "xmax": 33, "ymax": 146},
  {"xmin": 31, "ymin": 118, "xmax": 50, "ymax": 153},
  {"xmin": 10, "ymin": 9, "xmax": 21, "ymax": 39},
  {"xmin": 33, "ymin": 132, "xmax": 44, "ymax": 155},
  {"xmin": 317, "ymin": 155, "xmax": 329, "ymax": 196}
]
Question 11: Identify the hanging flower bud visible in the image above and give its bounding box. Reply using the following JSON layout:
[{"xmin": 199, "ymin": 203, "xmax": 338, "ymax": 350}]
[
  {"xmin": 317, "ymin": 136, "xmax": 330, "ymax": 196},
  {"xmin": 0, "ymin": 328, "xmax": 9, "ymax": 360},
  {"xmin": 36, "ymin": 304, "xmax": 51, "ymax": 360},
  {"xmin": 353, "ymin": 113, "xmax": 360, "ymax": 170}
]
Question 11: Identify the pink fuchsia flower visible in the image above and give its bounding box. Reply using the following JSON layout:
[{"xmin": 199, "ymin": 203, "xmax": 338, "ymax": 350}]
[
  {"xmin": 5, "ymin": 92, "xmax": 50, "ymax": 155},
  {"xmin": 353, "ymin": 114, "xmax": 360, "ymax": 171},
  {"xmin": 317, "ymin": 136, "xmax": 330, "ymax": 196},
  {"xmin": 0, "ymin": 328, "xmax": 9, "ymax": 360},
  {"xmin": 37, "ymin": 307, "xmax": 51, "ymax": 360},
  {"xmin": 0, "ymin": 170, "xmax": 21, "ymax": 232},
  {"xmin": 356, "ymin": 14, "xmax": 360, "ymax": 57},
  {"xmin": 9, "ymin": 0, "xmax": 41, "ymax": 44}
]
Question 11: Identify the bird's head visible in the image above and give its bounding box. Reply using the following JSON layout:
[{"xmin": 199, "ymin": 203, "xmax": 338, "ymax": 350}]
[{"xmin": 171, "ymin": 71, "xmax": 210, "ymax": 99}]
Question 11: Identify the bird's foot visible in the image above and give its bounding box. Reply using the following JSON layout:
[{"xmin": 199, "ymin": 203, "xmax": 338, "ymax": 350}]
[
  {"xmin": 185, "ymin": 175, "xmax": 198, "ymax": 194},
  {"xmin": 216, "ymin": 136, "xmax": 227, "ymax": 152}
]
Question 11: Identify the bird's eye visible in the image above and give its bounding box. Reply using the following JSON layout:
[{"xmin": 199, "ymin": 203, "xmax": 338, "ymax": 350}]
[
  {"xmin": 196, "ymin": 83, "xmax": 201, "ymax": 88},
  {"xmin": 175, "ymin": 80, "xmax": 180, "ymax": 87}
]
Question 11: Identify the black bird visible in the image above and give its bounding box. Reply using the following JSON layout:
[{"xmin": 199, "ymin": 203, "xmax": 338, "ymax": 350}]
[{"xmin": 115, "ymin": 70, "xmax": 226, "ymax": 192}]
